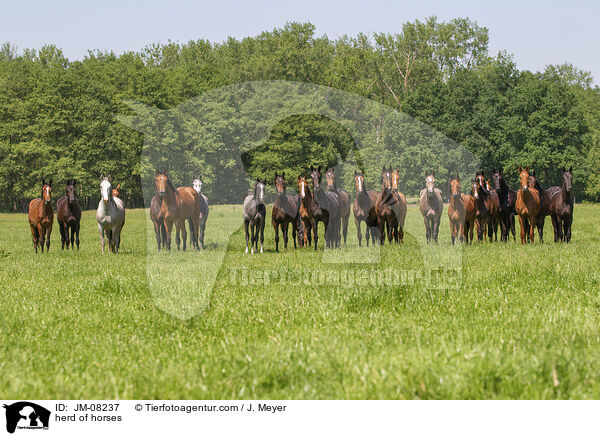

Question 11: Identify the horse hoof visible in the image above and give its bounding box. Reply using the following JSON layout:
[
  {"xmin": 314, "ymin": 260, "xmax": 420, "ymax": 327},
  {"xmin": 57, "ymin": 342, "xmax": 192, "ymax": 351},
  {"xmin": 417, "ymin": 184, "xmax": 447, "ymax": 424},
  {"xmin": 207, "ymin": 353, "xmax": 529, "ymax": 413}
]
[
  {"xmin": 260, "ymin": 247, "xmax": 263, "ymax": 254},
  {"xmin": 245, "ymin": 247, "xmax": 248, "ymax": 254}
]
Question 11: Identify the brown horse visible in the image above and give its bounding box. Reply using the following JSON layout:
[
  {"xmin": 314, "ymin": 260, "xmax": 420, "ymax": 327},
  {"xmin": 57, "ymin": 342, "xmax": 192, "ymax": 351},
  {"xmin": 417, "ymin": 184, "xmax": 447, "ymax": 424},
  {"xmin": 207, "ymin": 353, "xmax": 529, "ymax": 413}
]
[
  {"xmin": 28, "ymin": 179, "xmax": 54, "ymax": 253},
  {"xmin": 155, "ymin": 169, "xmax": 200, "ymax": 250},
  {"xmin": 297, "ymin": 175, "xmax": 319, "ymax": 248},
  {"xmin": 311, "ymin": 167, "xmax": 340, "ymax": 249},
  {"xmin": 352, "ymin": 171, "xmax": 379, "ymax": 246},
  {"xmin": 515, "ymin": 166, "xmax": 541, "ymax": 244},
  {"xmin": 150, "ymin": 193, "xmax": 166, "ymax": 250},
  {"xmin": 491, "ymin": 168, "xmax": 517, "ymax": 242},
  {"xmin": 543, "ymin": 167, "xmax": 574, "ymax": 243},
  {"xmin": 325, "ymin": 168, "xmax": 350, "ymax": 245},
  {"xmin": 272, "ymin": 172, "xmax": 301, "ymax": 252},
  {"xmin": 376, "ymin": 167, "xmax": 398, "ymax": 244},
  {"xmin": 57, "ymin": 180, "xmax": 81, "ymax": 250},
  {"xmin": 419, "ymin": 172, "xmax": 443, "ymax": 243},
  {"xmin": 390, "ymin": 169, "xmax": 407, "ymax": 243},
  {"xmin": 471, "ymin": 173, "xmax": 500, "ymax": 242},
  {"xmin": 448, "ymin": 175, "xmax": 466, "ymax": 244}
]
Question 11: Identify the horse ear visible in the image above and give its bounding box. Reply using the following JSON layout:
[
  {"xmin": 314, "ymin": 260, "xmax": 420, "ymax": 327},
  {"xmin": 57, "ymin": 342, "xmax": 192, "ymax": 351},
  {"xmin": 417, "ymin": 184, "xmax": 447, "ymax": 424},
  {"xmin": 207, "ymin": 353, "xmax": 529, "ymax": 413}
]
[
  {"xmin": 518, "ymin": 166, "xmax": 522, "ymax": 172},
  {"xmin": 569, "ymin": 166, "xmax": 573, "ymax": 173},
  {"xmin": 525, "ymin": 166, "xmax": 529, "ymax": 172},
  {"xmin": 457, "ymin": 172, "xmax": 460, "ymax": 181},
  {"xmin": 49, "ymin": 179, "xmax": 52, "ymax": 186},
  {"xmin": 563, "ymin": 167, "xmax": 566, "ymax": 173},
  {"xmin": 432, "ymin": 171, "xmax": 435, "ymax": 177},
  {"xmin": 116, "ymin": 184, "xmax": 121, "ymax": 190}
]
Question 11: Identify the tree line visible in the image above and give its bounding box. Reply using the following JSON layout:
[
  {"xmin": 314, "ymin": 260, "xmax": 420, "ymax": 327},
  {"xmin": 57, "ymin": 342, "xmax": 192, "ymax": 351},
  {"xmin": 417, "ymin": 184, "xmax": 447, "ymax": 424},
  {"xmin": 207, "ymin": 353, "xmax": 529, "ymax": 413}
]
[{"xmin": 1, "ymin": 18, "xmax": 599, "ymax": 210}]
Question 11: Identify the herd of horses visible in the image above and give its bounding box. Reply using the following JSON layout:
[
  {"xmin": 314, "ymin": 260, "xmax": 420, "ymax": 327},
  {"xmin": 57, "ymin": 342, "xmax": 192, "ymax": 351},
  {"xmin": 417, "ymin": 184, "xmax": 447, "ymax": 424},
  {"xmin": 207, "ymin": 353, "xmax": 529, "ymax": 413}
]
[{"xmin": 25, "ymin": 165, "xmax": 574, "ymax": 254}]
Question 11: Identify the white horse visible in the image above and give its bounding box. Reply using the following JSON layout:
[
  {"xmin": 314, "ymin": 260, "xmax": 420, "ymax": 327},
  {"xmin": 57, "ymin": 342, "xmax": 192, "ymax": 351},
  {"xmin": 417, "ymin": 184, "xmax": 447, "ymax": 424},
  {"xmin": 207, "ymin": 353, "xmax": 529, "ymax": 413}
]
[
  {"xmin": 96, "ymin": 174, "xmax": 126, "ymax": 253},
  {"xmin": 192, "ymin": 175, "xmax": 209, "ymax": 249}
]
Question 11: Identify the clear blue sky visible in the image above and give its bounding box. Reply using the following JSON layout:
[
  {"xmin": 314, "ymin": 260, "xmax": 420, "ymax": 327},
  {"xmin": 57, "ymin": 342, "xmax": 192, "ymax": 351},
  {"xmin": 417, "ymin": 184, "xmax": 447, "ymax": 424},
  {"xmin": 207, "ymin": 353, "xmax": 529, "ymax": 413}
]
[{"xmin": 1, "ymin": 0, "xmax": 598, "ymax": 83}]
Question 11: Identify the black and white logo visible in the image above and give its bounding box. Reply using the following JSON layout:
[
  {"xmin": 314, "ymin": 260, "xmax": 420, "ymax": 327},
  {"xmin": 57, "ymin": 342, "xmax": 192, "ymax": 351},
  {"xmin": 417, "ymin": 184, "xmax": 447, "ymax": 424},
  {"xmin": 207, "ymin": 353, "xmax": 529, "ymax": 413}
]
[{"xmin": 3, "ymin": 402, "xmax": 50, "ymax": 434}]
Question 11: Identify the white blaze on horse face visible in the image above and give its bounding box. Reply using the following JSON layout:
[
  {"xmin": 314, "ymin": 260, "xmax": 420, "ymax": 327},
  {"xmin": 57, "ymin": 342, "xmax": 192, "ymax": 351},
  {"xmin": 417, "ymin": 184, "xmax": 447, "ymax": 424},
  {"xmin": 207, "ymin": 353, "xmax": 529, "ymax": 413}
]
[
  {"xmin": 45, "ymin": 186, "xmax": 51, "ymax": 202},
  {"xmin": 258, "ymin": 183, "xmax": 264, "ymax": 203},
  {"xmin": 101, "ymin": 179, "xmax": 111, "ymax": 203},
  {"xmin": 193, "ymin": 179, "xmax": 202, "ymax": 194},
  {"xmin": 473, "ymin": 183, "xmax": 479, "ymax": 199},
  {"xmin": 426, "ymin": 176, "xmax": 435, "ymax": 193},
  {"xmin": 300, "ymin": 180, "xmax": 305, "ymax": 198},
  {"xmin": 358, "ymin": 177, "xmax": 362, "ymax": 192}
]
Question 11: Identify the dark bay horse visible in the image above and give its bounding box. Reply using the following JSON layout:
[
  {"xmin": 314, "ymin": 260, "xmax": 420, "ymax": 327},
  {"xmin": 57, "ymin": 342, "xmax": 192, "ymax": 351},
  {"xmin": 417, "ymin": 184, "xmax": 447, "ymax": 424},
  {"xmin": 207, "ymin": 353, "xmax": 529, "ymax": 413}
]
[
  {"xmin": 150, "ymin": 193, "xmax": 166, "ymax": 250},
  {"xmin": 57, "ymin": 180, "xmax": 81, "ymax": 250},
  {"xmin": 352, "ymin": 171, "xmax": 379, "ymax": 247},
  {"xmin": 515, "ymin": 166, "xmax": 541, "ymax": 244},
  {"xmin": 310, "ymin": 167, "xmax": 340, "ymax": 249},
  {"xmin": 391, "ymin": 169, "xmax": 408, "ymax": 243},
  {"xmin": 272, "ymin": 173, "xmax": 302, "ymax": 251},
  {"xmin": 491, "ymin": 168, "xmax": 516, "ymax": 242},
  {"xmin": 243, "ymin": 179, "xmax": 266, "ymax": 254},
  {"xmin": 471, "ymin": 173, "xmax": 500, "ymax": 242},
  {"xmin": 419, "ymin": 172, "xmax": 443, "ymax": 243},
  {"xmin": 155, "ymin": 169, "xmax": 200, "ymax": 251},
  {"xmin": 542, "ymin": 167, "xmax": 574, "ymax": 243},
  {"xmin": 28, "ymin": 179, "xmax": 54, "ymax": 253},
  {"xmin": 325, "ymin": 168, "xmax": 350, "ymax": 245},
  {"xmin": 376, "ymin": 167, "xmax": 400, "ymax": 244}
]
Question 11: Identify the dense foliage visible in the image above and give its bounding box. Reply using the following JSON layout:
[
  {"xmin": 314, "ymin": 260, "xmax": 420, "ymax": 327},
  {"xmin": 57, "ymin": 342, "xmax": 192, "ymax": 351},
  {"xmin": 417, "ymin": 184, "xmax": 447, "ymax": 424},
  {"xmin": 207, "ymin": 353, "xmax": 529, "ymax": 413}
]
[{"xmin": 1, "ymin": 18, "xmax": 598, "ymax": 209}]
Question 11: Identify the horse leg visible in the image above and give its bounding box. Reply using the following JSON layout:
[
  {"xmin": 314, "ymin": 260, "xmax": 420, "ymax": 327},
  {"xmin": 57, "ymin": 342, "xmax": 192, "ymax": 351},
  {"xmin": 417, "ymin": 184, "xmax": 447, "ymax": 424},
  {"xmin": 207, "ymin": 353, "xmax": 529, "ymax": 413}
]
[
  {"xmin": 259, "ymin": 219, "xmax": 265, "ymax": 253},
  {"xmin": 564, "ymin": 215, "xmax": 572, "ymax": 243},
  {"xmin": 433, "ymin": 217, "xmax": 440, "ymax": 243},
  {"xmin": 529, "ymin": 216, "xmax": 537, "ymax": 243},
  {"xmin": 75, "ymin": 223, "xmax": 80, "ymax": 250},
  {"xmin": 274, "ymin": 221, "xmax": 280, "ymax": 252},
  {"xmin": 459, "ymin": 220, "xmax": 464, "ymax": 244},
  {"xmin": 98, "ymin": 224, "xmax": 105, "ymax": 254},
  {"xmin": 187, "ymin": 218, "xmax": 194, "ymax": 248},
  {"xmin": 250, "ymin": 222, "xmax": 256, "ymax": 255},
  {"xmin": 518, "ymin": 216, "xmax": 525, "ymax": 244},
  {"xmin": 59, "ymin": 221, "xmax": 66, "ymax": 249},
  {"xmin": 312, "ymin": 220, "xmax": 318, "ymax": 250},
  {"xmin": 292, "ymin": 219, "xmax": 297, "ymax": 249},
  {"xmin": 244, "ymin": 219, "xmax": 250, "ymax": 253},
  {"xmin": 355, "ymin": 217, "xmax": 363, "ymax": 247},
  {"xmin": 342, "ymin": 213, "xmax": 348, "ymax": 246},
  {"xmin": 30, "ymin": 224, "xmax": 39, "ymax": 253},
  {"xmin": 181, "ymin": 219, "xmax": 188, "ymax": 251},
  {"xmin": 324, "ymin": 220, "xmax": 329, "ymax": 248},
  {"xmin": 283, "ymin": 221, "xmax": 289, "ymax": 249},
  {"xmin": 550, "ymin": 215, "xmax": 558, "ymax": 243},
  {"xmin": 38, "ymin": 224, "xmax": 46, "ymax": 253},
  {"xmin": 154, "ymin": 221, "xmax": 162, "ymax": 250},
  {"xmin": 556, "ymin": 215, "xmax": 563, "ymax": 242},
  {"xmin": 164, "ymin": 220, "xmax": 173, "ymax": 250},
  {"xmin": 112, "ymin": 228, "xmax": 121, "ymax": 254}
]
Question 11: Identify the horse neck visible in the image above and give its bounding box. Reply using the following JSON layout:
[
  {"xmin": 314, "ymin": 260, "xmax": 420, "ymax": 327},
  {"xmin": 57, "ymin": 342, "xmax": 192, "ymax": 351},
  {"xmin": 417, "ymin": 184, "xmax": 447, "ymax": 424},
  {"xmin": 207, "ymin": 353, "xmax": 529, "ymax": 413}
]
[
  {"xmin": 450, "ymin": 194, "xmax": 462, "ymax": 209},
  {"xmin": 561, "ymin": 186, "xmax": 571, "ymax": 204},
  {"xmin": 164, "ymin": 184, "xmax": 179, "ymax": 209},
  {"xmin": 42, "ymin": 200, "xmax": 53, "ymax": 216},
  {"xmin": 274, "ymin": 189, "xmax": 287, "ymax": 207}
]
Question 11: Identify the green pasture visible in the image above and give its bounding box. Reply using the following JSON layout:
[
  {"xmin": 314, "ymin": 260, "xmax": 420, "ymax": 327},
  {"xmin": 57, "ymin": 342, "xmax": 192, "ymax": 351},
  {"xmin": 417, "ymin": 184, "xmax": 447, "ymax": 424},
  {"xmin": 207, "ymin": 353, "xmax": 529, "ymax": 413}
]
[{"xmin": 1, "ymin": 203, "xmax": 599, "ymax": 399}]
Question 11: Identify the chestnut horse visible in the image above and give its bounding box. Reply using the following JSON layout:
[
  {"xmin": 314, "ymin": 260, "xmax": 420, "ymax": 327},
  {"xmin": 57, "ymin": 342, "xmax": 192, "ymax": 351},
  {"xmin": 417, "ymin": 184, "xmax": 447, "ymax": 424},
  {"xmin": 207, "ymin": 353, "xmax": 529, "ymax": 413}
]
[
  {"xmin": 272, "ymin": 172, "xmax": 301, "ymax": 252},
  {"xmin": 57, "ymin": 180, "xmax": 81, "ymax": 250},
  {"xmin": 28, "ymin": 179, "xmax": 54, "ymax": 253},
  {"xmin": 390, "ymin": 169, "xmax": 407, "ymax": 243},
  {"xmin": 352, "ymin": 171, "xmax": 379, "ymax": 246},
  {"xmin": 298, "ymin": 174, "xmax": 329, "ymax": 249},
  {"xmin": 325, "ymin": 168, "xmax": 350, "ymax": 245},
  {"xmin": 515, "ymin": 166, "xmax": 541, "ymax": 244},
  {"xmin": 447, "ymin": 175, "xmax": 474, "ymax": 244},
  {"xmin": 155, "ymin": 169, "xmax": 200, "ymax": 251},
  {"xmin": 419, "ymin": 172, "xmax": 443, "ymax": 243},
  {"xmin": 112, "ymin": 183, "xmax": 121, "ymax": 198}
]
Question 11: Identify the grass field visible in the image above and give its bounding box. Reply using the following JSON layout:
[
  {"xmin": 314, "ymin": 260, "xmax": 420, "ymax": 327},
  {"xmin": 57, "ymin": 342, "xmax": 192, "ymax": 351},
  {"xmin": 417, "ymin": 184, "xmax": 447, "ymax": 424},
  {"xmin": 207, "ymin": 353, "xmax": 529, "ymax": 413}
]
[{"xmin": 1, "ymin": 203, "xmax": 600, "ymax": 399}]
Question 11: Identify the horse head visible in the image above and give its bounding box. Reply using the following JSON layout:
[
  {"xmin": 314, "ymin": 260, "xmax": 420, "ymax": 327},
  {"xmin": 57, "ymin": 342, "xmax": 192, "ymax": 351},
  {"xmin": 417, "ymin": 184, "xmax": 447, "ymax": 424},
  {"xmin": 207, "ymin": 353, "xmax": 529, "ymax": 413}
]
[
  {"xmin": 562, "ymin": 167, "xmax": 573, "ymax": 193},
  {"xmin": 449, "ymin": 175, "xmax": 461, "ymax": 199},
  {"xmin": 381, "ymin": 166, "xmax": 392, "ymax": 193},
  {"xmin": 491, "ymin": 169, "xmax": 501, "ymax": 191},
  {"xmin": 154, "ymin": 169, "xmax": 169, "ymax": 198},
  {"xmin": 254, "ymin": 179, "xmax": 266, "ymax": 203},
  {"xmin": 325, "ymin": 168, "xmax": 336, "ymax": 191},
  {"xmin": 391, "ymin": 169, "xmax": 401, "ymax": 192},
  {"xmin": 310, "ymin": 167, "xmax": 322, "ymax": 190},
  {"xmin": 274, "ymin": 172, "xmax": 285, "ymax": 194},
  {"xmin": 471, "ymin": 178, "xmax": 481, "ymax": 199},
  {"xmin": 425, "ymin": 171, "xmax": 435, "ymax": 194},
  {"xmin": 100, "ymin": 174, "xmax": 112, "ymax": 204},
  {"xmin": 354, "ymin": 171, "xmax": 365, "ymax": 193},
  {"xmin": 192, "ymin": 175, "xmax": 203, "ymax": 194},
  {"xmin": 518, "ymin": 166, "xmax": 531, "ymax": 192},
  {"xmin": 297, "ymin": 175, "xmax": 310, "ymax": 199},
  {"xmin": 41, "ymin": 179, "xmax": 52, "ymax": 205},
  {"xmin": 66, "ymin": 180, "xmax": 77, "ymax": 205},
  {"xmin": 112, "ymin": 183, "xmax": 120, "ymax": 198}
]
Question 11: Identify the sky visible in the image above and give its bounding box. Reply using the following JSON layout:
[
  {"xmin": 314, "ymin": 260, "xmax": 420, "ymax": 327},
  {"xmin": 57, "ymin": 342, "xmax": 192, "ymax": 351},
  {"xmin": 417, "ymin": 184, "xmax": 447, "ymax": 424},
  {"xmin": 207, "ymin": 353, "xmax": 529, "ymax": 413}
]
[{"xmin": 1, "ymin": 0, "xmax": 598, "ymax": 83}]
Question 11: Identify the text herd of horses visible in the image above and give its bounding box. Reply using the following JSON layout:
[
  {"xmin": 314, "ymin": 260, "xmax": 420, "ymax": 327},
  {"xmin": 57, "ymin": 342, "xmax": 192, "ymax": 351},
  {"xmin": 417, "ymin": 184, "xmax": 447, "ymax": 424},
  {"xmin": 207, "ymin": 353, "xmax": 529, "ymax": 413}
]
[{"xmin": 26, "ymin": 165, "xmax": 574, "ymax": 254}]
